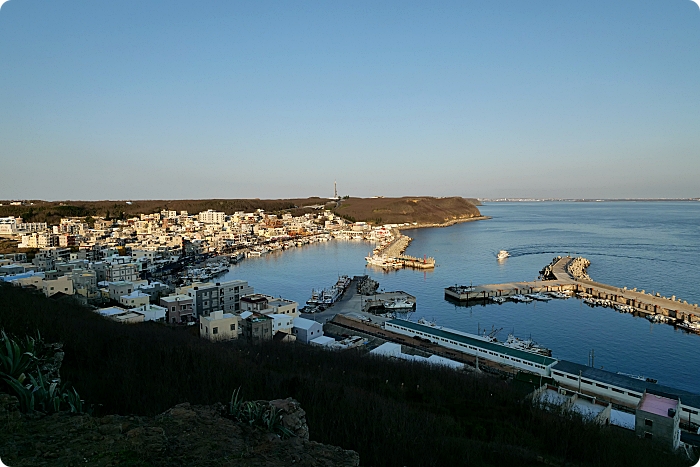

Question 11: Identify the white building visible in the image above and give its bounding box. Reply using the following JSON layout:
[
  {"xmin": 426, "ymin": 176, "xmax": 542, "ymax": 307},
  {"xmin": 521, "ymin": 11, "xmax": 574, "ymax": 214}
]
[
  {"xmin": 0, "ymin": 217, "xmax": 18, "ymax": 236},
  {"xmin": 198, "ymin": 210, "xmax": 226, "ymax": 225},
  {"xmin": 269, "ymin": 313, "xmax": 294, "ymax": 335},
  {"xmin": 292, "ymin": 317, "xmax": 323, "ymax": 344},
  {"xmin": 119, "ymin": 290, "xmax": 150, "ymax": 308},
  {"xmin": 132, "ymin": 304, "xmax": 167, "ymax": 322}
]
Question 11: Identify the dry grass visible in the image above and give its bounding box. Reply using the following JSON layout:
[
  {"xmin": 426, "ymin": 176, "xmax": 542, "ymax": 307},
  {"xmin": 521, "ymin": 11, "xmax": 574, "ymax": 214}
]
[{"xmin": 333, "ymin": 196, "xmax": 482, "ymax": 225}]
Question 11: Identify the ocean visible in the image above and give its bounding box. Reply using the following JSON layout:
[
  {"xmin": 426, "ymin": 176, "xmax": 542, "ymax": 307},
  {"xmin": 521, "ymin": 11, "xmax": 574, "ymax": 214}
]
[{"xmin": 220, "ymin": 201, "xmax": 700, "ymax": 393}]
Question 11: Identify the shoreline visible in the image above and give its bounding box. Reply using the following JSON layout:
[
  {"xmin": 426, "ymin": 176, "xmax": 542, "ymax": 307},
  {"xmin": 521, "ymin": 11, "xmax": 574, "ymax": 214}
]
[{"xmin": 397, "ymin": 215, "xmax": 491, "ymax": 231}]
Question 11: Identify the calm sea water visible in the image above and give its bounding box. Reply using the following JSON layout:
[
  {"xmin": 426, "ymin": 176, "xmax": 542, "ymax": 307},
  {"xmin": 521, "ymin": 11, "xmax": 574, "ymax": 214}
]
[{"xmin": 221, "ymin": 202, "xmax": 700, "ymax": 393}]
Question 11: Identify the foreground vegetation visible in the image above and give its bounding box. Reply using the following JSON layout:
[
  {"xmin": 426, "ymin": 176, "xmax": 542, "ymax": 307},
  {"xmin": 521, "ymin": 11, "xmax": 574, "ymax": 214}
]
[{"xmin": 0, "ymin": 284, "xmax": 690, "ymax": 467}]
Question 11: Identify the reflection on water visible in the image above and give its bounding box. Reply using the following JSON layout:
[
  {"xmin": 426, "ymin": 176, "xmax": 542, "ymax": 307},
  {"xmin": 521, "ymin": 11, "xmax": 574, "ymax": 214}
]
[{"xmin": 221, "ymin": 202, "xmax": 700, "ymax": 393}]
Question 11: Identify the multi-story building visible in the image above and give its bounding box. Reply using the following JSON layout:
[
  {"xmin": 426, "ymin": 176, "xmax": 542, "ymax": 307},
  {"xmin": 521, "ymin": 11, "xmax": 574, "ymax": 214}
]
[
  {"xmin": 108, "ymin": 281, "xmax": 134, "ymax": 301},
  {"xmin": 200, "ymin": 310, "xmax": 240, "ymax": 341},
  {"xmin": 240, "ymin": 294, "xmax": 299, "ymax": 317},
  {"xmin": 160, "ymin": 294, "xmax": 194, "ymax": 324},
  {"xmin": 187, "ymin": 280, "xmax": 253, "ymax": 317},
  {"xmin": 198, "ymin": 210, "xmax": 226, "ymax": 225},
  {"xmin": 635, "ymin": 391, "xmax": 681, "ymax": 450},
  {"xmin": 93, "ymin": 257, "xmax": 140, "ymax": 283},
  {"xmin": 241, "ymin": 312, "xmax": 273, "ymax": 343},
  {"xmin": 42, "ymin": 275, "xmax": 74, "ymax": 297},
  {"xmin": 69, "ymin": 269, "xmax": 98, "ymax": 297}
]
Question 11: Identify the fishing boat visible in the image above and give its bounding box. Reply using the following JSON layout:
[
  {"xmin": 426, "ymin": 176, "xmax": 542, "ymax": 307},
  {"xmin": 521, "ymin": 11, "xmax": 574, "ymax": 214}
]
[
  {"xmin": 497, "ymin": 250, "xmax": 510, "ymax": 260},
  {"xmin": 503, "ymin": 334, "xmax": 552, "ymax": 357}
]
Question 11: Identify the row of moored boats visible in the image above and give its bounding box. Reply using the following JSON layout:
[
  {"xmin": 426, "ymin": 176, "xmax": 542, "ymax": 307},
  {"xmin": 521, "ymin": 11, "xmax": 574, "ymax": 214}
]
[{"xmin": 491, "ymin": 290, "xmax": 573, "ymax": 304}]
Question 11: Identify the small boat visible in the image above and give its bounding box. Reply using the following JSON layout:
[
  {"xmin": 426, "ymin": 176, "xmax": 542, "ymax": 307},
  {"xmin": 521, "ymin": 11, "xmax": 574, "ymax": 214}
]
[
  {"xmin": 547, "ymin": 291, "xmax": 570, "ymax": 299},
  {"xmin": 384, "ymin": 299, "xmax": 415, "ymax": 310},
  {"xmin": 511, "ymin": 294, "xmax": 533, "ymax": 303},
  {"xmin": 491, "ymin": 296, "xmax": 507, "ymax": 304},
  {"xmin": 497, "ymin": 250, "xmax": 510, "ymax": 260},
  {"xmin": 527, "ymin": 293, "xmax": 552, "ymax": 302},
  {"xmin": 677, "ymin": 321, "xmax": 700, "ymax": 333}
]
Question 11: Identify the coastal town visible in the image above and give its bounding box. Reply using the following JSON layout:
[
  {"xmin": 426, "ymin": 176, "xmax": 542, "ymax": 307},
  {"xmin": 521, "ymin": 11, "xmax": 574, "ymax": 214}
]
[{"xmin": 0, "ymin": 203, "xmax": 433, "ymax": 342}]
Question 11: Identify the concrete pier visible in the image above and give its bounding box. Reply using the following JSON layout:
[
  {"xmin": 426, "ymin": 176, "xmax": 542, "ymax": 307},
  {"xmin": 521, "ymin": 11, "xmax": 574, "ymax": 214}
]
[{"xmin": 445, "ymin": 256, "xmax": 700, "ymax": 322}]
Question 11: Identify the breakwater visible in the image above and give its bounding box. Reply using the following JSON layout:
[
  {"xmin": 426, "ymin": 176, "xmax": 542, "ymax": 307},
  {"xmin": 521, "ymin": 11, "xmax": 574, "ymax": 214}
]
[
  {"xmin": 367, "ymin": 229, "xmax": 435, "ymax": 270},
  {"xmin": 446, "ymin": 256, "xmax": 700, "ymax": 330}
]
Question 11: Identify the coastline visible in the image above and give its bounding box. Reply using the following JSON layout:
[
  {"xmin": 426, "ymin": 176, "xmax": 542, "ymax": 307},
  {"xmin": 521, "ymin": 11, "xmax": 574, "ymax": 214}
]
[{"xmin": 397, "ymin": 215, "xmax": 491, "ymax": 231}]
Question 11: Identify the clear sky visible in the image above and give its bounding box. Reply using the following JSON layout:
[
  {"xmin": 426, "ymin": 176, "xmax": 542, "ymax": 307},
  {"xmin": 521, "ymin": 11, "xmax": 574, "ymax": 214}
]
[{"xmin": 1, "ymin": 1, "xmax": 699, "ymax": 200}]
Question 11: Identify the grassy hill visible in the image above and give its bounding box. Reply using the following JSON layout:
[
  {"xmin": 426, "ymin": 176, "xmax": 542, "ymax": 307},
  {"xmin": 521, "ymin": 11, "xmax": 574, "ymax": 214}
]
[
  {"xmin": 333, "ymin": 196, "xmax": 483, "ymax": 225},
  {"xmin": 0, "ymin": 284, "xmax": 690, "ymax": 467}
]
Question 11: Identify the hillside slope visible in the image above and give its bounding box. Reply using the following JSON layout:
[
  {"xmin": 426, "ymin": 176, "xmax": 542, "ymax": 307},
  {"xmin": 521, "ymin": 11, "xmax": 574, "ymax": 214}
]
[
  {"xmin": 0, "ymin": 285, "xmax": 690, "ymax": 467},
  {"xmin": 333, "ymin": 196, "xmax": 483, "ymax": 225}
]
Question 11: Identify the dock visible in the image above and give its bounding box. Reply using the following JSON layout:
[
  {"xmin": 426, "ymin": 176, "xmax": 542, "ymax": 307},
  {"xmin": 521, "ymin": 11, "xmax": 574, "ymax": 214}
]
[
  {"xmin": 367, "ymin": 229, "xmax": 435, "ymax": 270},
  {"xmin": 445, "ymin": 256, "xmax": 700, "ymax": 323}
]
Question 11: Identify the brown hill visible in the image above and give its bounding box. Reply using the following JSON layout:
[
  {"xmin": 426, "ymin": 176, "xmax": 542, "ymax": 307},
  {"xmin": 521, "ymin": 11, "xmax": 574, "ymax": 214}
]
[{"xmin": 332, "ymin": 196, "xmax": 483, "ymax": 225}]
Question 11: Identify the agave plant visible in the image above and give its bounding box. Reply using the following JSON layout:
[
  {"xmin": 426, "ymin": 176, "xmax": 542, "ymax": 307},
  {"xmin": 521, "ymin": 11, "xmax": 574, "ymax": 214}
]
[
  {"xmin": 0, "ymin": 330, "xmax": 37, "ymax": 384},
  {"xmin": 227, "ymin": 388, "xmax": 294, "ymax": 438}
]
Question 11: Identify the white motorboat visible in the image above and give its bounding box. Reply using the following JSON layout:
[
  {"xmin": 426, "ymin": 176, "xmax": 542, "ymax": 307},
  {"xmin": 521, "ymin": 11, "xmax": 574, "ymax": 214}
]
[
  {"xmin": 527, "ymin": 293, "xmax": 551, "ymax": 302},
  {"xmin": 511, "ymin": 294, "xmax": 533, "ymax": 303},
  {"xmin": 384, "ymin": 299, "xmax": 415, "ymax": 310},
  {"xmin": 497, "ymin": 250, "xmax": 510, "ymax": 260},
  {"xmin": 677, "ymin": 321, "xmax": 700, "ymax": 333},
  {"xmin": 491, "ymin": 296, "xmax": 507, "ymax": 304}
]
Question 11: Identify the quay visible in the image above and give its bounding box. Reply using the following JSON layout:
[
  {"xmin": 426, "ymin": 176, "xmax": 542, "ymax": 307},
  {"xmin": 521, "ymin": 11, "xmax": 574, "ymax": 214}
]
[{"xmin": 445, "ymin": 256, "xmax": 700, "ymax": 322}]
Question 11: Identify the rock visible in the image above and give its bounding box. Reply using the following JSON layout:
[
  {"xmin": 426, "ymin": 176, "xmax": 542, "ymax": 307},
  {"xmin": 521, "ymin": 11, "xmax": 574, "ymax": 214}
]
[
  {"xmin": 0, "ymin": 394, "xmax": 359, "ymax": 466},
  {"xmin": 270, "ymin": 397, "xmax": 309, "ymax": 440}
]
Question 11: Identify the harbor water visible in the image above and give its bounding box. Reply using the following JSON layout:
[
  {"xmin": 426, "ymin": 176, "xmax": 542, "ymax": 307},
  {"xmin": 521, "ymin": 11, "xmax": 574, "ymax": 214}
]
[{"xmin": 221, "ymin": 202, "xmax": 700, "ymax": 393}]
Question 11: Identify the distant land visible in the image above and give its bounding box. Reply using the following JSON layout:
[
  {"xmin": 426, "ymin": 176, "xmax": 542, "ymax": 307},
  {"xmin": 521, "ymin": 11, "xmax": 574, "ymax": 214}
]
[
  {"xmin": 334, "ymin": 196, "xmax": 482, "ymax": 226},
  {"xmin": 0, "ymin": 196, "xmax": 483, "ymax": 227},
  {"xmin": 480, "ymin": 198, "xmax": 700, "ymax": 202}
]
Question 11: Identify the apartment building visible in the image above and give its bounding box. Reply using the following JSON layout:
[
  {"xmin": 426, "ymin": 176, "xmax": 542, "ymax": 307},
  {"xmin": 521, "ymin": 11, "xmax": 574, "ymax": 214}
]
[
  {"xmin": 241, "ymin": 312, "xmax": 273, "ymax": 343},
  {"xmin": 187, "ymin": 280, "xmax": 253, "ymax": 317},
  {"xmin": 160, "ymin": 294, "xmax": 194, "ymax": 324},
  {"xmin": 198, "ymin": 210, "xmax": 225, "ymax": 225},
  {"xmin": 93, "ymin": 257, "xmax": 140, "ymax": 282}
]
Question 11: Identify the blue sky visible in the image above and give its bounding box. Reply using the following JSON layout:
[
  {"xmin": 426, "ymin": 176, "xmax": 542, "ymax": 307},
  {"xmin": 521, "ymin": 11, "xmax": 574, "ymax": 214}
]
[{"xmin": 1, "ymin": 1, "xmax": 699, "ymax": 200}]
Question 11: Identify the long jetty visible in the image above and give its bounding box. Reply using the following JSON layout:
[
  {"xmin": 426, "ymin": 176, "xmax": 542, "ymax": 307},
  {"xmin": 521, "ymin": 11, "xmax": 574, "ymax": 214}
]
[
  {"xmin": 445, "ymin": 256, "xmax": 700, "ymax": 323},
  {"xmin": 368, "ymin": 229, "xmax": 435, "ymax": 270}
]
